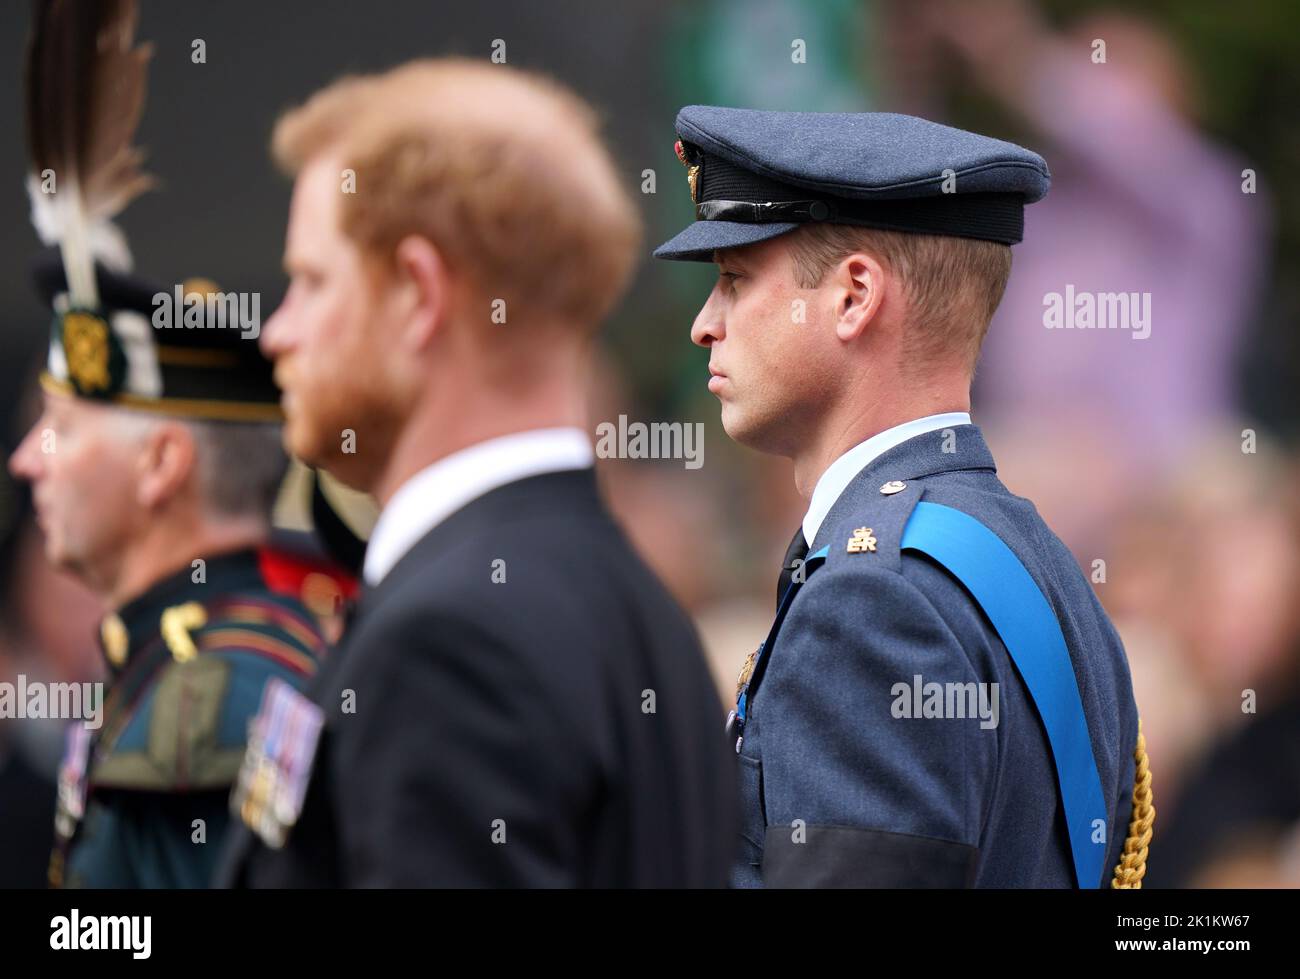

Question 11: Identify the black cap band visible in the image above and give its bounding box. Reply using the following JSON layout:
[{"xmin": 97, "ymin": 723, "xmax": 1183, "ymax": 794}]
[{"xmin": 694, "ymin": 150, "xmax": 1026, "ymax": 245}]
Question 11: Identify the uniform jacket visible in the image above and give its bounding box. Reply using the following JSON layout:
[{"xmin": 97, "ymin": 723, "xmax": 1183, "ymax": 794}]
[
  {"xmin": 52, "ymin": 550, "xmax": 324, "ymax": 888},
  {"xmin": 733, "ymin": 425, "xmax": 1139, "ymax": 887}
]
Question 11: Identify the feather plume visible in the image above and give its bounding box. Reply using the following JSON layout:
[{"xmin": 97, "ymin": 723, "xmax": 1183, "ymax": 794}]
[{"xmin": 25, "ymin": 0, "xmax": 154, "ymax": 306}]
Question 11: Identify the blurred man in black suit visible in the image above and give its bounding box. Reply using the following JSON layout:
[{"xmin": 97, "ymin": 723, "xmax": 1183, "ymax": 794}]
[{"xmin": 220, "ymin": 58, "xmax": 734, "ymax": 886}]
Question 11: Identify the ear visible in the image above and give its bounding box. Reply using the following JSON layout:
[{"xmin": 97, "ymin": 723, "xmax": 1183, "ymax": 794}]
[
  {"xmin": 391, "ymin": 235, "xmax": 449, "ymax": 351},
  {"xmin": 136, "ymin": 422, "xmax": 198, "ymax": 510},
  {"xmin": 833, "ymin": 251, "xmax": 887, "ymax": 342}
]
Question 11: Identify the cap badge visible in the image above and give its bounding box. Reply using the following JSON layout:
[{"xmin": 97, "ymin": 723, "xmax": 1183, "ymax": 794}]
[
  {"xmin": 674, "ymin": 139, "xmax": 701, "ymax": 205},
  {"xmin": 61, "ymin": 311, "xmax": 113, "ymax": 395}
]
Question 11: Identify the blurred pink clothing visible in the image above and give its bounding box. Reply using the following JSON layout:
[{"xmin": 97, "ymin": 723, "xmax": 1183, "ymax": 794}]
[{"xmin": 975, "ymin": 50, "xmax": 1268, "ymax": 469}]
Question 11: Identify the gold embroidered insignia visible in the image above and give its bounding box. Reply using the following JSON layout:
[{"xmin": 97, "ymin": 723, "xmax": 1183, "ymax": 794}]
[
  {"xmin": 674, "ymin": 139, "xmax": 701, "ymax": 205},
  {"xmin": 62, "ymin": 311, "xmax": 112, "ymax": 394},
  {"xmin": 847, "ymin": 527, "xmax": 878, "ymax": 554}
]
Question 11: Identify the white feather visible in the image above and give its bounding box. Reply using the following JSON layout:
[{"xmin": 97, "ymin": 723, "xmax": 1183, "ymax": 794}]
[{"xmin": 26, "ymin": 173, "xmax": 135, "ymax": 274}]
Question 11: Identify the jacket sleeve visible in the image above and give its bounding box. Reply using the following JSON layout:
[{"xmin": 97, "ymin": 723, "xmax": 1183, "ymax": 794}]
[{"xmin": 756, "ymin": 556, "xmax": 1001, "ymax": 887}]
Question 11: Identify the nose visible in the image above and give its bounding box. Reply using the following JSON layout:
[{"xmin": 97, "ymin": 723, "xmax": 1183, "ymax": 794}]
[
  {"xmin": 259, "ymin": 300, "xmax": 290, "ymax": 359},
  {"xmin": 690, "ymin": 283, "xmax": 726, "ymax": 349},
  {"xmin": 9, "ymin": 422, "xmax": 44, "ymax": 483}
]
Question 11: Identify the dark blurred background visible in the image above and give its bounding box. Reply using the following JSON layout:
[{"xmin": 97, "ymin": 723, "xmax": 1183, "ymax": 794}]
[{"xmin": 3, "ymin": 0, "xmax": 1299, "ymax": 888}]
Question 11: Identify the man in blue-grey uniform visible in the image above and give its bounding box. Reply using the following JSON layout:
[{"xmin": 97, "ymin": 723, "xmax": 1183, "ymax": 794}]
[{"xmin": 655, "ymin": 106, "xmax": 1153, "ymax": 888}]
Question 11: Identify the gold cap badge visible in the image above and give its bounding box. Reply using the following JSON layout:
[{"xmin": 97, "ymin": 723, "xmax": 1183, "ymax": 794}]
[
  {"xmin": 674, "ymin": 139, "xmax": 701, "ymax": 206},
  {"xmin": 62, "ymin": 311, "xmax": 112, "ymax": 394}
]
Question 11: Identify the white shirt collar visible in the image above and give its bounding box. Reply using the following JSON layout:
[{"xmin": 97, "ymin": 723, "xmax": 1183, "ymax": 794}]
[
  {"xmin": 802, "ymin": 412, "xmax": 972, "ymax": 547},
  {"xmin": 363, "ymin": 427, "xmax": 595, "ymax": 586}
]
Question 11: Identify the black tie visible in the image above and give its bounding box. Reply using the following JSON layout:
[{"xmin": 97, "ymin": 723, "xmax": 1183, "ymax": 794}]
[
  {"xmin": 776, "ymin": 526, "xmax": 810, "ymax": 610},
  {"xmin": 341, "ymin": 594, "xmax": 363, "ymax": 633}
]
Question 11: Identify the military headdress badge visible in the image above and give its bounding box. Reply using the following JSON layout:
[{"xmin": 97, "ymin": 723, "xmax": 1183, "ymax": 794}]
[
  {"xmin": 674, "ymin": 139, "xmax": 701, "ymax": 206},
  {"xmin": 60, "ymin": 310, "xmax": 111, "ymax": 392},
  {"xmin": 58, "ymin": 309, "xmax": 123, "ymax": 397}
]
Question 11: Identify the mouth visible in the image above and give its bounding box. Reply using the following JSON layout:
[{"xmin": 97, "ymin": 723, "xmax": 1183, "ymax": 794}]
[
  {"xmin": 273, "ymin": 368, "xmax": 295, "ymax": 407},
  {"xmin": 707, "ymin": 364, "xmax": 727, "ymax": 394}
]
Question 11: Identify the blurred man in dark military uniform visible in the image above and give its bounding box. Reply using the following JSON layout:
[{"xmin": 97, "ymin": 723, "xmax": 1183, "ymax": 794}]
[
  {"xmin": 655, "ymin": 107, "xmax": 1154, "ymax": 887},
  {"xmin": 7, "ymin": 257, "xmax": 328, "ymax": 888},
  {"xmin": 220, "ymin": 59, "xmax": 735, "ymax": 887},
  {"xmin": 7, "ymin": 0, "xmax": 326, "ymax": 887},
  {"xmin": 7, "ymin": 258, "xmax": 328, "ymax": 888}
]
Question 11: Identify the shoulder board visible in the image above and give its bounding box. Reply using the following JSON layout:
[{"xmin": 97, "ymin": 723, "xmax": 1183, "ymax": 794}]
[
  {"xmin": 818, "ymin": 478, "xmax": 925, "ymax": 575},
  {"xmin": 90, "ymin": 593, "xmax": 324, "ymax": 792}
]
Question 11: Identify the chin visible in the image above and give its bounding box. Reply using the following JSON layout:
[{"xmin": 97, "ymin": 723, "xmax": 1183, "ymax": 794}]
[
  {"xmin": 282, "ymin": 414, "xmax": 326, "ymax": 466},
  {"xmin": 294, "ymin": 421, "xmax": 373, "ymax": 491},
  {"xmin": 721, "ymin": 404, "xmax": 784, "ymax": 456},
  {"xmin": 282, "ymin": 432, "xmax": 313, "ymax": 467},
  {"xmin": 42, "ymin": 535, "xmax": 69, "ymax": 570},
  {"xmin": 45, "ymin": 534, "xmax": 86, "ymax": 580},
  {"xmin": 720, "ymin": 405, "xmax": 760, "ymax": 447}
]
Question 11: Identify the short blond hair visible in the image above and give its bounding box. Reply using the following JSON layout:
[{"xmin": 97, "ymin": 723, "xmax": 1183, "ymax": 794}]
[
  {"xmin": 272, "ymin": 58, "xmax": 641, "ymax": 327},
  {"xmin": 787, "ymin": 224, "xmax": 1012, "ymax": 372}
]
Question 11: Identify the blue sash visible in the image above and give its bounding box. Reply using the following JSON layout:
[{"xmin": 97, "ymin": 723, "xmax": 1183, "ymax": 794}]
[{"xmin": 900, "ymin": 502, "xmax": 1108, "ymax": 888}]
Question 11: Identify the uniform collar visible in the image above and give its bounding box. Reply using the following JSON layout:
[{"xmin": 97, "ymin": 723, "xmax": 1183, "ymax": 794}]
[
  {"xmin": 98, "ymin": 549, "xmax": 264, "ymax": 675},
  {"xmin": 363, "ymin": 427, "xmax": 596, "ymax": 586},
  {"xmin": 802, "ymin": 412, "xmax": 972, "ymax": 545},
  {"xmin": 807, "ymin": 421, "xmax": 998, "ymax": 552}
]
